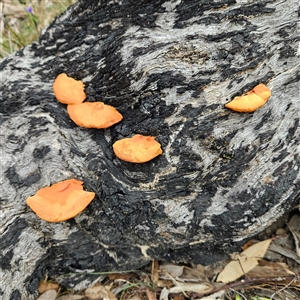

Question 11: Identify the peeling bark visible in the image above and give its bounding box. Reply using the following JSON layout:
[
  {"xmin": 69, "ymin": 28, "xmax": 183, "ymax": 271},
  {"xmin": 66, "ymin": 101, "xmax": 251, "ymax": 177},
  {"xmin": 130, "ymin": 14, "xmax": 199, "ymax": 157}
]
[{"xmin": 0, "ymin": 0, "xmax": 299, "ymax": 298}]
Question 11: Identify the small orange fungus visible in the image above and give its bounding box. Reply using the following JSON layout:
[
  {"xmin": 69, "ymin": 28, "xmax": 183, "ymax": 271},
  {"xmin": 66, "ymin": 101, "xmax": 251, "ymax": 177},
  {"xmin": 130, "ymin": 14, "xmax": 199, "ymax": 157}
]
[
  {"xmin": 67, "ymin": 102, "xmax": 123, "ymax": 128},
  {"xmin": 225, "ymin": 83, "xmax": 271, "ymax": 112},
  {"xmin": 53, "ymin": 73, "xmax": 86, "ymax": 104},
  {"xmin": 26, "ymin": 179, "xmax": 95, "ymax": 222},
  {"xmin": 113, "ymin": 134, "xmax": 162, "ymax": 163}
]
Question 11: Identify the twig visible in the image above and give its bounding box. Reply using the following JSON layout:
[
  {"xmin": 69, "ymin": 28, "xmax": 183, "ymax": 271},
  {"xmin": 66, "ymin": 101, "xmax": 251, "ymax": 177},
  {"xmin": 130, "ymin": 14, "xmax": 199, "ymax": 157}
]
[
  {"xmin": 270, "ymin": 276, "xmax": 297, "ymax": 300},
  {"xmin": 285, "ymin": 222, "xmax": 300, "ymax": 256},
  {"xmin": 229, "ymin": 288, "xmax": 247, "ymax": 300},
  {"xmin": 162, "ymin": 270, "xmax": 189, "ymax": 298},
  {"xmin": 190, "ymin": 275, "xmax": 298, "ymax": 299}
]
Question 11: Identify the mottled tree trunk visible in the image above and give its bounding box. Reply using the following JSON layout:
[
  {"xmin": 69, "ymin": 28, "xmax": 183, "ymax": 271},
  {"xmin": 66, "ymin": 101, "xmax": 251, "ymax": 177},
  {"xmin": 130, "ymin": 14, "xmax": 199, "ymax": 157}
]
[{"xmin": 0, "ymin": 0, "xmax": 299, "ymax": 298}]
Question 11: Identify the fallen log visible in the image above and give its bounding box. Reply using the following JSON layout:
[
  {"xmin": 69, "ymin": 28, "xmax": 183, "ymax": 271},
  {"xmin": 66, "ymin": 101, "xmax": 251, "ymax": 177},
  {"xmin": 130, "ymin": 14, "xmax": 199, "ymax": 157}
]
[{"xmin": 0, "ymin": 0, "xmax": 299, "ymax": 298}]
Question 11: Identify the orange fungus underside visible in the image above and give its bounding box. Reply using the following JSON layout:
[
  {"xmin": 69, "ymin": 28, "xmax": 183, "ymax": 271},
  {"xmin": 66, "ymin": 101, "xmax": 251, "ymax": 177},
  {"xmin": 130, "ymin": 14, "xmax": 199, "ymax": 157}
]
[
  {"xmin": 113, "ymin": 134, "xmax": 163, "ymax": 163},
  {"xmin": 225, "ymin": 83, "xmax": 271, "ymax": 112},
  {"xmin": 26, "ymin": 179, "xmax": 95, "ymax": 222},
  {"xmin": 53, "ymin": 73, "xmax": 86, "ymax": 105},
  {"xmin": 67, "ymin": 102, "xmax": 123, "ymax": 128}
]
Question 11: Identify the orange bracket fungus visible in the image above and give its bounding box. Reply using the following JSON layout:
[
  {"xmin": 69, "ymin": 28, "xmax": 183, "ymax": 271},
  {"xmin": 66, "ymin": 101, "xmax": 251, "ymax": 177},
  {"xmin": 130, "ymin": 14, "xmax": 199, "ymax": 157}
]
[
  {"xmin": 67, "ymin": 102, "xmax": 123, "ymax": 128},
  {"xmin": 53, "ymin": 73, "xmax": 86, "ymax": 104},
  {"xmin": 113, "ymin": 134, "xmax": 163, "ymax": 163},
  {"xmin": 225, "ymin": 83, "xmax": 271, "ymax": 112},
  {"xmin": 26, "ymin": 179, "xmax": 95, "ymax": 222}
]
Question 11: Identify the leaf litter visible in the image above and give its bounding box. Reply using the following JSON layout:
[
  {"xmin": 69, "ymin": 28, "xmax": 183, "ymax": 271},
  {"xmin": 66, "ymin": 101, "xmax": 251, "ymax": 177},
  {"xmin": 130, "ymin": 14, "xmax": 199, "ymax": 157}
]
[{"xmin": 36, "ymin": 210, "xmax": 300, "ymax": 300}]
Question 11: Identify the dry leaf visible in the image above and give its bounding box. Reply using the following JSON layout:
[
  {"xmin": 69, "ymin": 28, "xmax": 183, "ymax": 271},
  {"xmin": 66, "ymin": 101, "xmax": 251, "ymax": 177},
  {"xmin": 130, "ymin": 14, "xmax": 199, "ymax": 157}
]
[
  {"xmin": 288, "ymin": 213, "xmax": 300, "ymax": 256},
  {"xmin": 203, "ymin": 261, "xmax": 228, "ymax": 278},
  {"xmin": 126, "ymin": 296, "xmax": 141, "ymax": 300},
  {"xmin": 160, "ymin": 264, "xmax": 207, "ymax": 282},
  {"xmin": 197, "ymin": 291, "xmax": 225, "ymax": 300},
  {"xmin": 108, "ymin": 273, "xmax": 134, "ymax": 280},
  {"xmin": 241, "ymin": 239, "xmax": 257, "ymax": 251},
  {"xmin": 172, "ymin": 294, "xmax": 185, "ymax": 300},
  {"xmin": 85, "ymin": 285, "xmax": 117, "ymax": 300},
  {"xmin": 168, "ymin": 282, "xmax": 212, "ymax": 294},
  {"xmin": 247, "ymin": 260, "xmax": 295, "ymax": 277},
  {"xmin": 146, "ymin": 288, "xmax": 157, "ymax": 300},
  {"xmin": 268, "ymin": 243, "xmax": 300, "ymax": 264},
  {"xmin": 156, "ymin": 279, "xmax": 174, "ymax": 288},
  {"xmin": 217, "ymin": 239, "xmax": 272, "ymax": 283},
  {"xmin": 151, "ymin": 260, "xmax": 160, "ymax": 284},
  {"xmin": 159, "ymin": 287, "xmax": 169, "ymax": 300},
  {"xmin": 180, "ymin": 266, "xmax": 207, "ymax": 282},
  {"xmin": 160, "ymin": 264, "xmax": 184, "ymax": 279},
  {"xmin": 56, "ymin": 295, "xmax": 85, "ymax": 300},
  {"xmin": 39, "ymin": 280, "xmax": 59, "ymax": 293},
  {"xmin": 37, "ymin": 289, "xmax": 58, "ymax": 300}
]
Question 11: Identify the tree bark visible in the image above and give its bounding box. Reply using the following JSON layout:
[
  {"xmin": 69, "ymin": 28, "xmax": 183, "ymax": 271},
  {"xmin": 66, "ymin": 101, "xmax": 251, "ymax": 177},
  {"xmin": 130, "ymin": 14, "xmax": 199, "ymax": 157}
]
[{"xmin": 0, "ymin": 0, "xmax": 299, "ymax": 298}]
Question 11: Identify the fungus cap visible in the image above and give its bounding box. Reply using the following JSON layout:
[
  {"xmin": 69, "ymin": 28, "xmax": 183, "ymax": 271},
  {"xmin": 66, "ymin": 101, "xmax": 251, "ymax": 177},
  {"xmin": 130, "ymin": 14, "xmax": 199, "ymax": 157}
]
[
  {"xmin": 113, "ymin": 134, "xmax": 162, "ymax": 163},
  {"xmin": 67, "ymin": 102, "xmax": 123, "ymax": 128},
  {"xmin": 26, "ymin": 179, "xmax": 95, "ymax": 222},
  {"xmin": 252, "ymin": 83, "xmax": 272, "ymax": 101},
  {"xmin": 225, "ymin": 83, "xmax": 271, "ymax": 112},
  {"xmin": 53, "ymin": 73, "xmax": 86, "ymax": 104}
]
